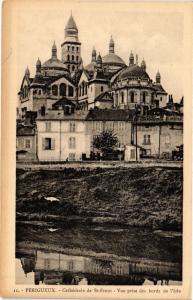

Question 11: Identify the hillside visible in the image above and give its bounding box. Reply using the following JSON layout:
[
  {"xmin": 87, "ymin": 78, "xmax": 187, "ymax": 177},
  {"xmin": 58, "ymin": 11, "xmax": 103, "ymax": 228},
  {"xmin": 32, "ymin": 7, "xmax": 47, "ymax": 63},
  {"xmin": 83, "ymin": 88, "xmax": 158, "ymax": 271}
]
[{"xmin": 16, "ymin": 166, "xmax": 183, "ymax": 230}]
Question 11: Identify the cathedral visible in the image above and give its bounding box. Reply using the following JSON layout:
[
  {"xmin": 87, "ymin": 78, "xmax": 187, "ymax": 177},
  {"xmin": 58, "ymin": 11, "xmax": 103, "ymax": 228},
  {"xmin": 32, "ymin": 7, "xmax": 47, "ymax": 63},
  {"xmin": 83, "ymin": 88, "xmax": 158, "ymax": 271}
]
[{"xmin": 18, "ymin": 14, "xmax": 168, "ymax": 119}]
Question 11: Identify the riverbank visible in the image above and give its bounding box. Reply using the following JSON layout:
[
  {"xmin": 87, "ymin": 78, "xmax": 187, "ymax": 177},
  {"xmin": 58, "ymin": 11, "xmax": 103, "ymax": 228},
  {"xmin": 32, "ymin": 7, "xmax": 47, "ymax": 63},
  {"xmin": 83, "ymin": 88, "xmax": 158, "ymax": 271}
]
[{"xmin": 16, "ymin": 166, "xmax": 183, "ymax": 231}]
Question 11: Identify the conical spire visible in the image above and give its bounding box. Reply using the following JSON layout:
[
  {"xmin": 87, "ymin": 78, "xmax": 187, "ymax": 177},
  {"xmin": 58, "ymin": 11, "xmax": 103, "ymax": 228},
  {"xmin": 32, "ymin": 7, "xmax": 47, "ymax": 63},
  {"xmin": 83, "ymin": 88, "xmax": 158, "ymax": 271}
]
[
  {"xmin": 52, "ymin": 41, "xmax": 57, "ymax": 59},
  {"xmin": 25, "ymin": 66, "xmax": 30, "ymax": 78},
  {"xmin": 36, "ymin": 58, "xmax": 41, "ymax": 74},
  {"xmin": 156, "ymin": 70, "xmax": 161, "ymax": 84},
  {"xmin": 109, "ymin": 35, "xmax": 114, "ymax": 53},
  {"xmin": 65, "ymin": 14, "xmax": 78, "ymax": 31},
  {"xmin": 141, "ymin": 58, "xmax": 146, "ymax": 71},
  {"xmin": 92, "ymin": 47, "xmax": 97, "ymax": 62}
]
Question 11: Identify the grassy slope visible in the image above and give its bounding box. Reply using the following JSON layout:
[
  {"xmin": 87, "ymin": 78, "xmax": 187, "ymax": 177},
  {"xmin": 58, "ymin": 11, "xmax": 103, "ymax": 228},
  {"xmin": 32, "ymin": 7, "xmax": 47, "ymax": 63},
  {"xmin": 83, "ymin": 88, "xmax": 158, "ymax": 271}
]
[{"xmin": 16, "ymin": 167, "xmax": 183, "ymax": 230}]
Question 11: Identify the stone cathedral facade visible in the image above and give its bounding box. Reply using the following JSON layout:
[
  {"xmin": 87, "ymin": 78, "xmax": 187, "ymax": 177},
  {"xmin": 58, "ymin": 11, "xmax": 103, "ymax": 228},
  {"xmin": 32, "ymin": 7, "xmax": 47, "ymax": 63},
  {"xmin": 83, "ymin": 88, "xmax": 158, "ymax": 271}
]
[{"xmin": 17, "ymin": 14, "xmax": 168, "ymax": 119}]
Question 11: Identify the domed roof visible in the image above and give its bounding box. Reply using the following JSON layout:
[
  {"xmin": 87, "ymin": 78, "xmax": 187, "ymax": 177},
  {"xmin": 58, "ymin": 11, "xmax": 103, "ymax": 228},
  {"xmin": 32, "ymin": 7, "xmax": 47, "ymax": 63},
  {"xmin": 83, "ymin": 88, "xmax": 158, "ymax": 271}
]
[
  {"xmin": 102, "ymin": 53, "xmax": 125, "ymax": 66},
  {"xmin": 117, "ymin": 64, "xmax": 150, "ymax": 80},
  {"xmin": 85, "ymin": 61, "xmax": 96, "ymax": 72},
  {"xmin": 42, "ymin": 58, "xmax": 68, "ymax": 70}
]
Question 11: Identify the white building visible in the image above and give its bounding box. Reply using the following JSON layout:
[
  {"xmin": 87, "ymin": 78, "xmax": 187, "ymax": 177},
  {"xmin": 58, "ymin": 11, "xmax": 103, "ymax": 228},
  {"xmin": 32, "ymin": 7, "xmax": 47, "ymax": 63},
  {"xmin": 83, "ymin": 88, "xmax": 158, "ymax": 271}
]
[{"xmin": 36, "ymin": 110, "xmax": 90, "ymax": 161}]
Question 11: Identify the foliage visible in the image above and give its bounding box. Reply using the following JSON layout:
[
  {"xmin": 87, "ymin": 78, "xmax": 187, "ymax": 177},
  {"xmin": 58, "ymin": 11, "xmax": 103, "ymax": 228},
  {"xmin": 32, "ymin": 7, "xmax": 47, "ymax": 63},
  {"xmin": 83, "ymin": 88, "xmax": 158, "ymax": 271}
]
[{"xmin": 93, "ymin": 130, "xmax": 118, "ymax": 156}]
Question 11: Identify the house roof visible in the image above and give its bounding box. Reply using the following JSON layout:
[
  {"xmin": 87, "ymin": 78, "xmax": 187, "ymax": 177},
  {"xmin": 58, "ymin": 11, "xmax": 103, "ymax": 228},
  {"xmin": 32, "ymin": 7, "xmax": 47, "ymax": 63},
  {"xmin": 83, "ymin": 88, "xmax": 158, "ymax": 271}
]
[
  {"xmin": 86, "ymin": 108, "xmax": 133, "ymax": 121},
  {"xmin": 37, "ymin": 110, "xmax": 88, "ymax": 121},
  {"xmin": 17, "ymin": 125, "xmax": 35, "ymax": 136},
  {"xmin": 153, "ymin": 84, "xmax": 167, "ymax": 94},
  {"xmin": 94, "ymin": 91, "xmax": 113, "ymax": 102},
  {"xmin": 52, "ymin": 98, "xmax": 76, "ymax": 108}
]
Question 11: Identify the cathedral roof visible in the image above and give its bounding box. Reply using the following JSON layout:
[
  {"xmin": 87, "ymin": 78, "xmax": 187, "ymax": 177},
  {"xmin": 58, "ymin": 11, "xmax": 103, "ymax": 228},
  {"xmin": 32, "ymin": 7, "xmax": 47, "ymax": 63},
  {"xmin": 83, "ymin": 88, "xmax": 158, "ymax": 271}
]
[
  {"xmin": 102, "ymin": 53, "xmax": 125, "ymax": 66},
  {"xmin": 116, "ymin": 64, "xmax": 150, "ymax": 81}
]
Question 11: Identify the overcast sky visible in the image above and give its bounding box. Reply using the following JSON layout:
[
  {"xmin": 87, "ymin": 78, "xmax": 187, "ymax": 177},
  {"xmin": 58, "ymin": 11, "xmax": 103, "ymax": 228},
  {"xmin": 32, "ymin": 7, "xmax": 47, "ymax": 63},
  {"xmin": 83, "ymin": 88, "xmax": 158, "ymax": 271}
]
[{"xmin": 13, "ymin": 1, "xmax": 185, "ymax": 101}]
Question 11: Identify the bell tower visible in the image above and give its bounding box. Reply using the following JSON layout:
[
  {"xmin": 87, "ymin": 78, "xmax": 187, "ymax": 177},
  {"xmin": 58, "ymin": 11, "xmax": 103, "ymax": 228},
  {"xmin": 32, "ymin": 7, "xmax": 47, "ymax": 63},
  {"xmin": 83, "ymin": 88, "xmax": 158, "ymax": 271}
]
[{"xmin": 61, "ymin": 13, "xmax": 81, "ymax": 73}]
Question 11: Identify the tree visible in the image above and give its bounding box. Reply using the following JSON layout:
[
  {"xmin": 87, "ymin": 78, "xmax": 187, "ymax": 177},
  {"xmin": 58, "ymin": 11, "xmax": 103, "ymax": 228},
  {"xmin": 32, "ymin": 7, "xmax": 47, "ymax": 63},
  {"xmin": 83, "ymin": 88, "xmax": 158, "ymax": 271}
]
[{"xmin": 93, "ymin": 130, "xmax": 118, "ymax": 157}]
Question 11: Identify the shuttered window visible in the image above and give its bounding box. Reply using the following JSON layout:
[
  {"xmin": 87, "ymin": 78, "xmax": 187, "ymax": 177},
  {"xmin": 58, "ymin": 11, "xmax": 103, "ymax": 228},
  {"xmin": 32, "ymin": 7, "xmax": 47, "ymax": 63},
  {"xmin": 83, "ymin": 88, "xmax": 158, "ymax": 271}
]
[{"xmin": 42, "ymin": 138, "xmax": 55, "ymax": 150}]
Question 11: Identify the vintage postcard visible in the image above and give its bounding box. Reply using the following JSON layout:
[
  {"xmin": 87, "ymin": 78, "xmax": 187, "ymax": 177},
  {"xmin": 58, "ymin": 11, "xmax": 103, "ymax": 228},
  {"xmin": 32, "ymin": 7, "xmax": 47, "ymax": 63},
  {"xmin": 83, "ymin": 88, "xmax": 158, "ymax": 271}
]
[{"xmin": 0, "ymin": 0, "xmax": 192, "ymax": 299}]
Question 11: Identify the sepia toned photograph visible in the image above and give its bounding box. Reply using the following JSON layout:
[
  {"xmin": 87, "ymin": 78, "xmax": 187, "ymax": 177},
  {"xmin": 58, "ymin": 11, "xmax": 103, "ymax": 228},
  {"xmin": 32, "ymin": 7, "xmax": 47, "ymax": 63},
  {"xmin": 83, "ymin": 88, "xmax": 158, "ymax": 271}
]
[{"xmin": 12, "ymin": 0, "xmax": 186, "ymax": 289}]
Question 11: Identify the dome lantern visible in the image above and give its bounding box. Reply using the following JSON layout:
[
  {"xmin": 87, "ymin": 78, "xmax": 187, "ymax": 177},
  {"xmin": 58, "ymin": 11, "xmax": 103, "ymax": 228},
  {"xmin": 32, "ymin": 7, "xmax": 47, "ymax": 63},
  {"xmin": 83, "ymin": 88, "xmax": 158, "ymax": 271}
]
[
  {"xmin": 52, "ymin": 41, "xmax": 57, "ymax": 59},
  {"xmin": 92, "ymin": 47, "xmax": 97, "ymax": 62},
  {"xmin": 141, "ymin": 58, "xmax": 146, "ymax": 71},
  {"xmin": 156, "ymin": 70, "xmax": 161, "ymax": 84},
  {"xmin": 96, "ymin": 53, "xmax": 103, "ymax": 69},
  {"xmin": 109, "ymin": 35, "xmax": 114, "ymax": 54},
  {"xmin": 129, "ymin": 52, "xmax": 134, "ymax": 66},
  {"xmin": 36, "ymin": 58, "xmax": 41, "ymax": 74}
]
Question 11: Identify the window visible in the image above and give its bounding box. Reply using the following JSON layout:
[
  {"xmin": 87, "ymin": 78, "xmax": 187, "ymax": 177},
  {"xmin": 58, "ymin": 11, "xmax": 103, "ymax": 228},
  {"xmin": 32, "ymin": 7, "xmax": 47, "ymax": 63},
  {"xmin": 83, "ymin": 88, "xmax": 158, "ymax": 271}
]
[
  {"xmin": 68, "ymin": 261, "xmax": 74, "ymax": 271},
  {"xmin": 38, "ymin": 90, "xmax": 42, "ymax": 95},
  {"xmin": 25, "ymin": 139, "xmax": 31, "ymax": 149},
  {"xmin": 72, "ymin": 65, "xmax": 75, "ymax": 72},
  {"xmin": 69, "ymin": 153, "xmax": 75, "ymax": 161},
  {"xmin": 59, "ymin": 83, "xmax": 66, "ymax": 96},
  {"xmin": 101, "ymin": 86, "xmax": 104, "ymax": 92},
  {"xmin": 44, "ymin": 259, "xmax": 50, "ymax": 270},
  {"xmin": 69, "ymin": 137, "xmax": 76, "ymax": 149},
  {"xmin": 69, "ymin": 122, "xmax": 76, "ymax": 132},
  {"xmin": 76, "ymin": 56, "xmax": 79, "ymax": 61},
  {"xmin": 121, "ymin": 92, "xmax": 124, "ymax": 104},
  {"xmin": 68, "ymin": 65, "xmax": 70, "ymax": 70},
  {"xmin": 119, "ymin": 122, "xmax": 125, "ymax": 131},
  {"xmin": 130, "ymin": 149, "xmax": 135, "ymax": 159},
  {"xmin": 68, "ymin": 46, "xmax": 70, "ymax": 51},
  {"xmin": 42, "ymin": 138, "xmax": 55, "ymax": 150},
  {"xmin": 143, "ymin": 134, "xmax": 151, "ymax": 145},
  {"xmin": 69, "ymin": 86, "xmax": 74, "ymax": 97},
  {"xmin": 76, "ymin": 47, "xmax": 79, "ymax": 52},
  {"xmin": 130, "ymin": 92, "xmax": 134, "ymax": 103},
  {"xmin": 45, "ymin": 122, "xmax": 51, "ymax": 132},
  {"xmin": 142, "ymin": 92, "xmax": 146, "ymax": 103},
  {"xmin": 116, "ymin": 265, "xmax": 123, "ymax": 275},
  {"xmin": 165, "ymin": 135, "xmax": 170, "ymax": 144},
  {"xmin": 72, "ymin": 55, "xmax": 74, "ymax": 61},
  {"xmin": 151, "ymin": 93, "xmax": 154, "ymax": 104},
  {"xmin": 52, "ymin": 85, "xmax": 58, "ymax": 96},
  {"xmin": 72, "ymin": 46, "xmax": 74, "ymax": 51}
]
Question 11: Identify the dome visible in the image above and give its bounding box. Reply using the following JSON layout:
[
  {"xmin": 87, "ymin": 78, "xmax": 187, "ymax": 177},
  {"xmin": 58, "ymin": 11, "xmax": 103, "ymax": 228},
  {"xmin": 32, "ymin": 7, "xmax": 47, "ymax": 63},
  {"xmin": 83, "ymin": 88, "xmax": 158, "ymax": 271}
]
[
  {"xmin": 42, "ymin": 58, "xmax": 68, "ymax": 70},
  {"xmin": 102, "ymin": 53, "xmax": 125, "ymax": 66},
  {"xmin": 85, "ymin": 61, "xmax": 96, "ymax": 72},
  {"xmin": 117, "ymin": 64, "xmax": 150, "ymax": 81}
]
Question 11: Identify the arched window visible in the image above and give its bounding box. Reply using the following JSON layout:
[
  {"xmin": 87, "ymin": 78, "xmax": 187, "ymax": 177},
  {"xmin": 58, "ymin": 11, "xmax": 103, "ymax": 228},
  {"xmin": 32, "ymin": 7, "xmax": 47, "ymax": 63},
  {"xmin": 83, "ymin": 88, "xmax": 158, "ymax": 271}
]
[
  {"xmin": 72, "ymin": 55, "xmax": 74, "ymax": 61},
  {"xmin": 72, "ymin": 65, "xmax": 75, "ymax": 72},
  {"xmin": 130, "ymin": 91, "xmax": 134, "ymax": 103},
  {"xmin": 79, "ymin": 86, "xmax": 81, "ymax": 97},
  {"xmin": 72, "ymin": 46, "xmax": 74, "ymax": 51},
  {"xmin": 85, "ymin": 84, "xmax": 88, "ymax": 94},
  {"xmin": 77, "ymin": 47, "xmax": 79, "ymax": 52},
  {"xmin": 142, "ymin": 92, "xmax": 146, "ymax": 103},
  {"xmin": 121, "ymin": 92, "xmax": 124, "ymax": 104},
  {"xmin": 76, "ymin": 56, "xmax": 79, "ymax": 61},
  {"xmin": 60, "ymin": 83, "xmax": 66, "ymax": 96},
  {"xmin": 52, "ymin": 85, "xmax": 58, "ymax": 96},
  {"xmin": 82, "ymin": 82, "xmax": 85, "ymax": 96},
  {"xmin": 69, "ymin": 86, "xmax": 74, "ymax": 97},
  {"xmin": 68, "ymin": 65, "xmax": 70, "ymax": 70},
  {"xmin": 67, "ymin": 54, "xmax": 70, "ymax": 61}
]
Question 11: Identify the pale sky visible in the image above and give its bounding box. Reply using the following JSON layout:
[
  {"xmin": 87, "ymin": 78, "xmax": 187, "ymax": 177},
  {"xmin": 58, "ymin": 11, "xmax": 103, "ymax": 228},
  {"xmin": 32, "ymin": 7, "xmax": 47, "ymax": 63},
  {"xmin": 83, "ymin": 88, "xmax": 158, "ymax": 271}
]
[{"xmin": 12, "ymin": 1, "xmax": 186, "ymax": 101}]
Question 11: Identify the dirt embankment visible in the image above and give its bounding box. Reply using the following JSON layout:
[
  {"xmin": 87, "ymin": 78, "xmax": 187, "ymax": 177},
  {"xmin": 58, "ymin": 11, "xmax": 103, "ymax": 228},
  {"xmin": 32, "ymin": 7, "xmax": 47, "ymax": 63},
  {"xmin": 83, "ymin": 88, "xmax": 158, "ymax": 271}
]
[{"xmin": 16, "ymin": 167, "xmax": 183, "ymax": 231}]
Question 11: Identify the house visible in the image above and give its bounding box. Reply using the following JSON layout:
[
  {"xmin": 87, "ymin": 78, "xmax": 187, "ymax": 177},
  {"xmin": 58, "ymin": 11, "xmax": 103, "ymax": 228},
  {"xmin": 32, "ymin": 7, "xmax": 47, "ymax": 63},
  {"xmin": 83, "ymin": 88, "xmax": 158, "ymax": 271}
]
[
  {"xmin": 16, "ymin": 125, "xmax": 37, "ymax": 161},
  {"xmin": 36, "ymin": 109, "xmax": 90, "ymax": 161},
  {"xmin": 132, "ymin": 115, "xmax": 183, "ymax": 158},
  {"xmin": 85, "ymin": 109, "xmax": 133, "ymax": 152}
]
